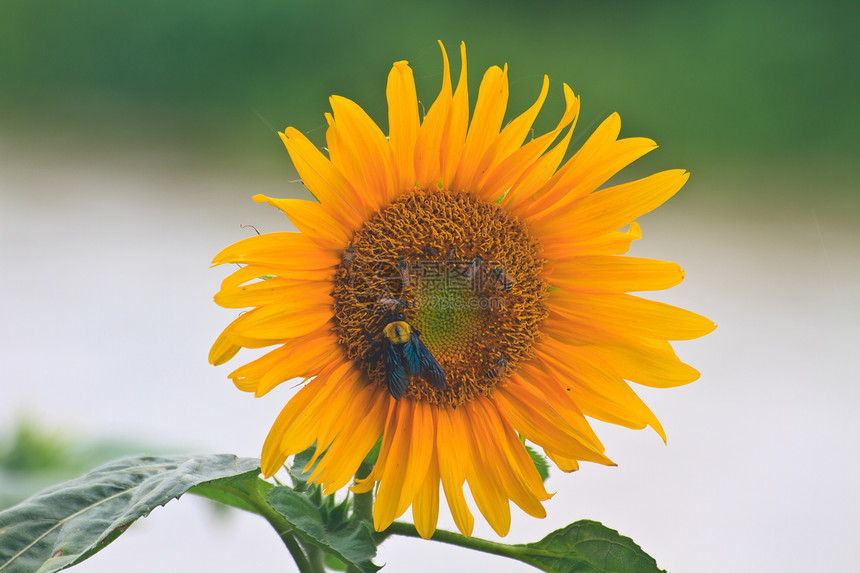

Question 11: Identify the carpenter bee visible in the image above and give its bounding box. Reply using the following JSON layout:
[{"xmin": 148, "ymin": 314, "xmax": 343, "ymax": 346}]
[{"xmin": 365, "ymin": 310, "xmax": 446, "ymax": 400}]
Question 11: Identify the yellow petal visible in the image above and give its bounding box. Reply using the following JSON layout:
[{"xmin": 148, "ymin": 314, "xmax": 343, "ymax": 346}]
[
  {"xmin": 542, "ymin": 315, "xmax": 701, "ymax": 387},
  {"xmin": 279, "ymin": 128, "xmax": 367, "ymax": 227},
  {"xmin": 475, "ymin": 399, "xmax": 549, "ymax": 518},
  {"xmin": 318, "ymin": 386, "xmax": 388, "ymax": 493},
  {"xmin": 540, "ymin": 222, "xmax": 641, "ymax": 259},
  {"xmin": 451, "ymin": 64, "xmax": 509, "ymax": 190},
  {"xmin": 253, "ymin": 194, "xmax": 351, "ymax": 248},
  {"xmin": 440, "ymin": 42, "xmax": 469, "ymax": 189},
  {"xmin": 527, "ymin": 136, "xmax": 658, "ymax": 225},
  {"xmin": 495, "ymin": 377, "xmax": 612, "ymax": 465},
  {"xmin": 352, "ymin": 397, "xmax": 397, "ymax": 494},
  {"xmin": 221, "ymin": 330, "xmax": 285, "ymax": 350},
  {"xmin": 211, "ymin": 309, "xmax": 289, "ymax": 364},
  {"xmin": 437, "ymin": 405, "xmax": 475, "ymax": 537},
  {"xmin": 521, "ymin": 113, "xmax": 622, "ymax": 219},
  {"xmin": 514, "ymin": 112, "xmax": 620, "ymax": 220},
  {"xmin": 310, "ymin": 367, "xmax": 365, "ymax": 467},
  {"xmin": 479, "ymin": 83, "xmax": 579, "ymax": 202},
  {"xmin": 544, "ymin": 451, "xmax": 580, "ymax": 473},
  {"xmin": 547, "ymin": 256, "xmax": 685, "ymax": 293},
  {"xmin": 526, "ymin": 341, "xmax": 667, "ymax": 442},
  {"xmin": 329, "ymin": 95, "xmax": 399, "ymax": 204},
  {"xmin": 267, "ymin": 361, "xmax": 357, "ymax": 472},
  {"xmin": 228, "ymin": 327, "xmax": 341, "ymax": 396},
  {"xmin": 414, "ymin": 41, "xmax": 452, "ymax": 189},
  {"xmin": 594, "ymin": 338, "xmax": 702, "ymax": 388},
  {"xmin": 260, "ymin": 364, "xmax": 342, "ymax": 476},
  {"xmin": 215, "ymin": 278, "xmax": 333, "ymax": 310},
  {"xmin": 374, "ymin": 400, "xmax": 422, "ymax": 530},
  {"xmin": 504, "ymin": 86, "xmax": 580, "ymax": 212},
  {"xmin": 387, "ymin": 61, "xmax": 420, "ymax": 190},
  {"xmin": 228, "ymin": 301, "xmax": 332, "ymax": 340},
  {"xmin": 547, "ymin": 291, "xmax": 716, "ymax": 341},
  {"xmin": 533, "ymin": 169, "xmax": 690, "ymax": 243},
  {"xmin": 396, "ymin": 401, "xmax": 436, "ymax": 518},
  {"xmin": 462, "ymin": 402, "xmax": 511, "ymax": 536},
  {"xmin": 212, "ymin": 232, "xmax": 340, "ymax": 269},
  {"xmin": 412, "ymin": 423, "xmax": 441, "ymax": 539},
  {"xmin": 324, "ymin": 112, "xmax": 381, "ymax": 215},
  {"xmin": 219, "ymin": 260, "xmax": 336, "ymax": 284},
  {"xmin": 208, "ymin": 331, "xmax": 241, "ymax": 366},
  {"xmin": 470, "ymin": 75, "xmax": 549, "ymax": 193}
]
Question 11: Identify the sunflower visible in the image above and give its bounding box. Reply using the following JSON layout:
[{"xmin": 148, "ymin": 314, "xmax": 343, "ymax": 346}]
[{"xmin": 210, "ymin": 42, "xmax": 714, "ymax": 539}]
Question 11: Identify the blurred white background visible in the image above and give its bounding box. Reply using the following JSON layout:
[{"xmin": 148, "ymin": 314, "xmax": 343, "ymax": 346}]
[{"xmin": 1, "ymin": 138, "xmax": 858, "ymax": 572}]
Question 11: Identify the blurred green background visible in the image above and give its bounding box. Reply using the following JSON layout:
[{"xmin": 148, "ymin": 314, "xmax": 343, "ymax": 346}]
[{"xmin": 1, "ymin": 0, "xmax": 858, "ymax": 188}]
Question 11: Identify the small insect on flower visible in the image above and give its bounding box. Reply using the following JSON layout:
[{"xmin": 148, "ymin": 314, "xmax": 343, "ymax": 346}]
[
  {"xmin": 342, "ymin": 246, "xmax": 357, "ymax": 268},
  {"xmin": 486, "ymin": 265, "xmax": 515, "ymax": 292},
  {"xmin": 486, "ymin": 356, "xmax": 509, "ymax": 378},
  {"xmin": 375, "ymin": 296, "xmax": 409, "ymax": 314},
  {"xmin": 460, "ymin": 255, "xmax": 513, "ymax": 293},
  {"xmin": 397, "ymin": 257, "xmax": 411, "ymax": 287},
  {"xmin": 464, "ymin": 255, "xmax": 483, "ymax": 283},
  {"xmin": 365, "ymin": 307, "xmax": 446, "ymax": 400}
]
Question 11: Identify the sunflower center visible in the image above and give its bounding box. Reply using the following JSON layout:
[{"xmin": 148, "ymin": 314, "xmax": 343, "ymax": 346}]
[{"xmin": 332, "ymin": 189, "xmax": 548, "ymax": 406}]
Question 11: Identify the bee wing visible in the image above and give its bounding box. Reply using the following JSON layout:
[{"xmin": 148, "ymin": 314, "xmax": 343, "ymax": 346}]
[
  {"xmin": 384, "ymin": 340, "xmax": 409, "ymax": 400},
  {"xmin": 409, "ymin": 332, "xmax": 447, "ymax": 391},
  {"xmin": 399, "ymin": 336, "xmax": 421, "ymax": 375}
]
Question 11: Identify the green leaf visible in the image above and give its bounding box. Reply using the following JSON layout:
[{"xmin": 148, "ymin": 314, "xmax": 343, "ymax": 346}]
[
  {"xmin": 189, "ymin": 469, "xmax": 269, "ymax": 515},
  {"xmin": 268, "ymin": 486, "xmax": 380, "ymax": 573},
  {"xmin": 524, "ymin": 444, "xmax": 550, "ymax": 482},
  {"xmin": 0, "ymin": 454, "xmax": 259, "ymax": 573},
  {"xmin": 323, "ymin": 553, "xmax": 347, "ymax": 571},
  {"xmin": 288, "ymin": 445, "xmax": 321, "ymax": 491},
  {"xmin": 513, "ymin": 520, "xmax": 665, "ymax": 573}
]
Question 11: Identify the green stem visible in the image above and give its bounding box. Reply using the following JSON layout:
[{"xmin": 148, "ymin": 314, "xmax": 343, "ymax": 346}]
[
  {"xmin": 247, "ymin": 483, "xmax": 319, "ymax": 573},
  {"xmin": 194, "ymin": 480, "xmax": 318, "ymax": 573},
  {"xmin": 301, "ymin": 541, "xmax": 326, "ymax": 573},
  {"xmin": 346, "ymin": 462, "xmax": 374, "ymax": 573},
  {"xmin": 351, "ymin": 461, "xmax": 374, "ymax": 524},
  {"xmin": 271, "ymin": 528, "xmax": 316, "ymax": 573},
  {"xmin": 383, "ymin": 521, "xmax": 548, "ymax": 571}
]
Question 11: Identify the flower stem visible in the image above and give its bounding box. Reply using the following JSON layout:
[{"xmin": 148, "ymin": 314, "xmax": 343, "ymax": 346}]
[
  {"xmin": 271, "ymin": 528, "xmax": 316, "ymax": 573},
  {"xmin": 351, "ymin": 461, "xmax": 374, "ymax": 524},
  {"xmin": 346, "ymin": 461, "xmax": 375, "ymax": 573},
  {"xmin": 384, "ymin": 521, "xmax": 540, "ymax": 567},
  {"xmin": 245, "ymin": 482, "xmax": 319, "ymax": 573},
  {"xmin": 193, "ymin": 479, "xmax": 319, "ymax": 573},
  {"xmin": 300, "ymin": 540, "xmax": 326, "ymax": 573}
]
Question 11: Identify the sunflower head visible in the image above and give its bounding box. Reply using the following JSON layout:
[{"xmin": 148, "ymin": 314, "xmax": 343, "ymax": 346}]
[
  {"xmin": 333, "ymin": 188, "xmax": 548, "ymax": 406},
  {"xmin": 211, "ymin": 42, "xmax": 715, "ymax": 539}
]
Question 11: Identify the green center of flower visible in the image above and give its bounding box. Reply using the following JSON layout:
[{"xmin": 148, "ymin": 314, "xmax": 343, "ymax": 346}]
[
  {"xmin": 332, "ymin": 189, "xmax": 548, "ymax": 406},
  {"xmin": 412, "ymin": 276, "xmax": 490, "ymax": 360}
]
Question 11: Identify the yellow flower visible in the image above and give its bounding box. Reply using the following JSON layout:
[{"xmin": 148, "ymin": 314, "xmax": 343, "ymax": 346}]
[{"xmin": 210, "ymin": 42, "xmax": 715, "ymax": 538}]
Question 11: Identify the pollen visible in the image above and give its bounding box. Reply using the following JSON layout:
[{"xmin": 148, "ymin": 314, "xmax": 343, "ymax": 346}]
[{"xmin": 332, "ymin": 189, "xmax": 548, "ymax": 406}]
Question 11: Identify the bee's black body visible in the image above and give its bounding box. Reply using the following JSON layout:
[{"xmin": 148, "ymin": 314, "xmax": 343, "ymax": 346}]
[{"xmin": 367, "ymin": 311, "xmax": 446, "ymax": 400}]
